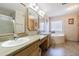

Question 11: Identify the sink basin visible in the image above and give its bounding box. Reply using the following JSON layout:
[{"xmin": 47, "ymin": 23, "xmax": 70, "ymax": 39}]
[{"xmin": 1, "ymin": 37, "xmax": 30, "ymax": 47}]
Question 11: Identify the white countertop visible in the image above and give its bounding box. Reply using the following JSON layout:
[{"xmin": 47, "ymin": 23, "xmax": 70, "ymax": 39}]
[{"xmin": 0, "ymin": 34, "xmax": 47, "ymax": 56}]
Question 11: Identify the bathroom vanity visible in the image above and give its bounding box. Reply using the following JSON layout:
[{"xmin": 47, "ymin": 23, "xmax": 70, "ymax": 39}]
[
  {"xmin": 14, "ymin": 35, "xmax": 49, "ymax": 56},
  {"xmin": 0, "ymin": 3, "xmax": 50, "ymax": 56},
  {"xmin": 0, "ymin": 34, "xmax": 50, "ymax": 56}
]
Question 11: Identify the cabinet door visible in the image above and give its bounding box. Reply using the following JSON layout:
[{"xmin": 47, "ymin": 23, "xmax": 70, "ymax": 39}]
[
  {"xmin": 15, "ymin": 40, "xmax": 40, "ymax": 56},
  {"xmin": 30, "ymin": 48, "xmax": 40, "ymax": 56}
]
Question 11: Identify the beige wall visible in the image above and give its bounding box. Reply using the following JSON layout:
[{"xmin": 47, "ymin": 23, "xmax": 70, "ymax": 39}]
[{"xmin": 52, "ymin": 13, "xmax": 78, "ymax": 41}]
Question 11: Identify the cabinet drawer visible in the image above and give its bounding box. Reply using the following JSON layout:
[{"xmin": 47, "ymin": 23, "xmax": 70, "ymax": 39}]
[{"xmin": 15, "ymin": 41, "xmax": 39, "ymax": 56}]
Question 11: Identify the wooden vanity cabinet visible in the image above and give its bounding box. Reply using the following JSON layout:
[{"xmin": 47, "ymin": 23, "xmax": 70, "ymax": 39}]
[
  {"xmin": 30, "ymin": 48, "xmax": 41, "ymax": 56},
  {"xmin": 39, "ymin": 35, "xmax": 50, "ymax": 55},
  {"xmin": 40, "ymin": 35, "xmax": 50, "ymax": 49},
  {"xmin": 15, "ymin": 40, "xmax": 41, "ymax": 56},
  {"xmin": 14, "ymin": 35, "xmax": 49, "ymax": 56}
]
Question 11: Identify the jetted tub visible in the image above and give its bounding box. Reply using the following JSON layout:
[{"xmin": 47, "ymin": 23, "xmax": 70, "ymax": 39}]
[{"xmin": 51, "ymin": 33, "xmax": 65, "ymax": 44}]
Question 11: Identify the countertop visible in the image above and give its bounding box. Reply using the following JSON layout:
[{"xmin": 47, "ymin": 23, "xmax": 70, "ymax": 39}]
[{"xmin": 0, "ymin": 34, "xmax": 48, "ymax": 56}]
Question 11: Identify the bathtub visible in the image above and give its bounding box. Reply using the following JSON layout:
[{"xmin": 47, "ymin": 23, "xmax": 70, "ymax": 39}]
[{"xmin": 51, "ymin": 33, "xmax": 65, "ymax": 44}]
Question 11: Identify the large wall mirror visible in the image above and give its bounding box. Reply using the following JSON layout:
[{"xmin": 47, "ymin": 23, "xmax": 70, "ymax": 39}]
[
  {"xmin": 0, "ymin": 6, "xmax": 15, "ymax": 36},
  {"xmin": 39, "ymin": 16, "xmax": 45, "ymax": 32},
  {"xmin": 39, "ymin": 16, "xmax": 49, "ymax": 34},
  {"xmin": 0, "ymin": 3, "xmax": 26, "ymax": 37},
  {"xmin": 27, "ymin": 8, "xmax": 39, "ymax": 31}
]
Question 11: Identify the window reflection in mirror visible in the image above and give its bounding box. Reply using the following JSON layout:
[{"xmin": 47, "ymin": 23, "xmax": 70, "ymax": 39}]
[{"xmin": 0, "ymin": 4, "xmax": 15, "ymax": 41}]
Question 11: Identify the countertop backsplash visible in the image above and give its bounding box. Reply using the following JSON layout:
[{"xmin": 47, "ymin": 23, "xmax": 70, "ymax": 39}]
[{"xmin": 0, "ymin": 35, "xmax": 14, "ymax": 42}]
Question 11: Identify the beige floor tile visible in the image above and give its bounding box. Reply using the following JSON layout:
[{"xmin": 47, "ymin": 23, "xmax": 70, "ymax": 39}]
[{"xmin": 45, "ymin": 41, "xmax": 79, "ymax": 56}]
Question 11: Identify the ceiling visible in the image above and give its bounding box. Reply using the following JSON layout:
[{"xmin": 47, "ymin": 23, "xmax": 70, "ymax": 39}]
[
  {"xmin": 38, "ymin": 3, "xmax": 79, "ymax": 17},
  {"xmin": 0, "ymin": 3, "xmax": 79, "ymax": 17}
]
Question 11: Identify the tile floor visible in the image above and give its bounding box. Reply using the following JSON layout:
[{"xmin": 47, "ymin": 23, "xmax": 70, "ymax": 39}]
[{"xmin": 45, "ymin": 41, "xmax": 79, "ymax": 56}]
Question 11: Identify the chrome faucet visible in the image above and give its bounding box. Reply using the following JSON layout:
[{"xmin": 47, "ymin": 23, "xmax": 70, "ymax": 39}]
[{"xmin": 13, "ymin": 34, "xmax": 19, "ymax": 40}]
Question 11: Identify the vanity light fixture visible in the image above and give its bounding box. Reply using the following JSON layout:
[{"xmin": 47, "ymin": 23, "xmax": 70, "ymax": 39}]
[
  {"xmin": 28, "ymin": 3, "xmax": 45, "ymax": 17},
  {"xmin": 38, "ymin": 9, "xmax": 45, "ymax": 17},
  {"xmin": 28, "ymin": 3, "xmax": 39, "ymax": 12}
]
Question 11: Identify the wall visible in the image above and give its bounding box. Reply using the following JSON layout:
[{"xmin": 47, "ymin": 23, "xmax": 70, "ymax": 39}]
[{"xmin": 51, "ymin": 13, "xmax": 78, "ymax": 41}]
